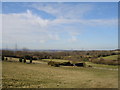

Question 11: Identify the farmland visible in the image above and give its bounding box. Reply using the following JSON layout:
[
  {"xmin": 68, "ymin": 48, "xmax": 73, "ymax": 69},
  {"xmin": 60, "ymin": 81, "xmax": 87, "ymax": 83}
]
[
  {"xmin": 2, "ymin": 58, "xmax": 118, "ymax": 88},
  {"xmin": 2, "ymin": 49, "xmax": 119, "ymax": 88}
]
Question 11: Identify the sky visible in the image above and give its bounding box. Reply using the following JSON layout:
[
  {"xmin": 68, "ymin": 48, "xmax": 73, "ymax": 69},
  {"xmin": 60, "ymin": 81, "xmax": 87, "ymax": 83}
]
[{"xmin": 1, "ymin": 2, "xmax": 118, "ymax": 50}]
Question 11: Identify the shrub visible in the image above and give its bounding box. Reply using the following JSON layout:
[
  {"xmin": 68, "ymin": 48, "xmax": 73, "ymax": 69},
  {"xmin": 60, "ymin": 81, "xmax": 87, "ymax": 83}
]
[
  {"xmin": 30, "ymin": 58, "xmax": 32, "ymax": 63},
  {"xmin": 48, "ymin": 61, "xmax": 56, "ymax": 66},
  {"xmin": 60, "ymin": 62, "xmax": 73, "ymax": 66},
  {"xmin": 54, "ymin": 64, "xmax": 60, "ymax": 67},
  {"xmin": 75, "ymin": 62, "xmax": 85, "ymax": 67},
  {"xmin": 24, "ymin": 58, "xmax": 26, "ymax": 63},
  {"xmin": 19, "ymin": 58, "xmax": 22, "ymax": 62},
  {"xmin": 25, "ymin": 55, "xmax": 32, "ymax": 60},
  {"xmin": 48, "ymin": 61, "xmax": 60, "ymax": 67},
  {"xmin": 48, "ymin": 61, "xmax": 53, "ymax": 65},
  {"xmin": 83, "ymin": 57, "xmax": 89, "ymax": 62},
  {"xmin": 88, "ymin": 65, "xmax": 92, "ymax": 67},
  {"xmin": 2, "ymin": 56, "xmax": 4, "ymax": 61}
]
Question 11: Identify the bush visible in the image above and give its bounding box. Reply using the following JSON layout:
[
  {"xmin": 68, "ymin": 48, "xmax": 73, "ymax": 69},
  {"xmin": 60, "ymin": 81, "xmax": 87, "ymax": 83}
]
[
  {"xmin": 88, "ymin": 65, "xmax": 92, "ymax": 67},
  {"xmin": 75, "ymin": 62, "xmax": 85, "ymax": 67},
  {"xmin": 19, "ymin": 58, "xmax": 22, "ymax": 62},
  {"xmin": 48, "ymin": 61, "xmax": 60, "ymax": 67},
  {"xmin": 48, "ymin": 61, "xmax": 56, "ymax": 66},
  {"xmin": 54, "ymin": 64, "xmax": 60, "ymax": 67},
  {"xmin": 24, "ymin": 58, "xmax": 26, "ymax": 63},
  {"xmin": 60, "ymin": 62, "xmax": 73, "ymax": 66},
  {"xmin": 2, "ymin": 56, "xmax": 4, "ymax": 61},
  {"xmin": 48, "ymin": 61, "xmax": 53, "ymax": 65},
  {"xmin": 30, "ymin": 58, "xmax": 32, "ymax": 63},
  {"xmin": 24, "ymin": 55, "xmax": 33, "ymax": 60},
  {"xmin": 83, "ymin": 57, "xmax": 89, "ymax": 62}
]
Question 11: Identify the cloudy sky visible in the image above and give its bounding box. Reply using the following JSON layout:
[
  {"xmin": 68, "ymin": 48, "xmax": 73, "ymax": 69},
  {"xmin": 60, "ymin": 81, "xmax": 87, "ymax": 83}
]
[{"xmin": 2, "ymin": 2, "xmax": 118, "ymax": 50}]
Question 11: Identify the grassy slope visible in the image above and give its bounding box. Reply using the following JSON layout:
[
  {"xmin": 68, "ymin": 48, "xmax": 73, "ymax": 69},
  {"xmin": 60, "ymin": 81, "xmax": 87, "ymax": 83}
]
[
  {"xmin": 2, "ymin": 61, "xmax": 118, "ymax": 88},
  {"xmin": 86, "ymin": 62, "xmax": 118, "ymax": 69},
  {"xmin": 98, "ymin": 55, "xmax": 118, "ymax": 60}
]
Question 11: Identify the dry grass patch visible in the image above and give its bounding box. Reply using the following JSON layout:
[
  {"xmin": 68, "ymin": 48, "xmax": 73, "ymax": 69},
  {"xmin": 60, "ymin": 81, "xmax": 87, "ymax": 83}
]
[{"xmin": 2, "ymin": 61, "xmax": 118, "ymax": 88}]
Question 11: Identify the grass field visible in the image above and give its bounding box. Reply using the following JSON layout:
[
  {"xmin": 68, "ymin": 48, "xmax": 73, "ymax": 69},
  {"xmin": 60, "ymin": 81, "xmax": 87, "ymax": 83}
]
[
  {"xmin": 2, "ymin": 59, "xmax": 118, "ymax": 88},
  {"xmin": 42, "ymin": 59, "xmax": 69, "ymax": 63},
  {"xmin": 86, "ymin": 62, "xmax": 118, "ymax": 69},
  {"xmin": 98, "ymin": 55, "xmax": 118, "ymax": 60}
]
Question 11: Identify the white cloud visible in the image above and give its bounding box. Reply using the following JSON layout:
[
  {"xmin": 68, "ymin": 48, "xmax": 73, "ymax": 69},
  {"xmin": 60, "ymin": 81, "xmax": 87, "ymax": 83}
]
[
  {"xmin": 50, "ymin": 18, "xmax": 117, "ymax": 27},
  {"xmin": 2, "ymin": 9, "xmax": 117, "ymax": 49},
  {"xmin": 2, "ymin": 10, "xmax": 59, "ymax": 48},
  {"xmin": 31, "ymin": 3, "xmax": 93, "ymax": 19}
]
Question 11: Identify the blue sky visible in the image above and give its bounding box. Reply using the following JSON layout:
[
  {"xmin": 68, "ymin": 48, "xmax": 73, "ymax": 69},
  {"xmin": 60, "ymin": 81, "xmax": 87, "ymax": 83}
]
[{"xmin": 2, "ymin": 2, "xmax": 118, "ymax": 50}]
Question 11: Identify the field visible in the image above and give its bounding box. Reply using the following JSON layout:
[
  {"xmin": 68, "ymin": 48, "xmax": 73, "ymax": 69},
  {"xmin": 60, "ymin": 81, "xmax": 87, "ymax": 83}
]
[
  {"xmin": 42, "ymin": 59, "xmax": 69, "ymax": 63},
  {"xmin": 98, "ymin": 55, "xmax": 118, "ymax": 60},
  {"xmin": 2, "ymin": 58, "xmax": 118, "ymax": 88}
]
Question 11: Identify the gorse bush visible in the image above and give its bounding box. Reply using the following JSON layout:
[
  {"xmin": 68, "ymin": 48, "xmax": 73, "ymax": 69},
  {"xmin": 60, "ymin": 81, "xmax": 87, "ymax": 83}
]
[
  {"xmin": 48, "ymin": 61, "xmax": 56, "ymax": 66},
  {"xmin": 30, "ymin": 58, "xmax": 32, "ymax": 63},
  {"xmin": 19, "ymin": 58, "xmax": 22, "ymax": 62},
  {"xmin": 24, "ymin": 58, "xmax": 26, "ymax": 63},
  {"xmin": 48, "ymin": 61, "xmax": 60, "ymax": 67}
]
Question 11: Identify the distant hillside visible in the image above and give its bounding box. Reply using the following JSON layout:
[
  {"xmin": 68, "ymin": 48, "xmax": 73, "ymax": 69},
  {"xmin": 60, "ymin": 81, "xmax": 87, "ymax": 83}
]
[
  {"xmin": 91, "ymin": 55, "xmax": 119, "ymax": 65},
  {"xmin": 98, "ymin": 55, "xmax": 118, "ymax": 61}
]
